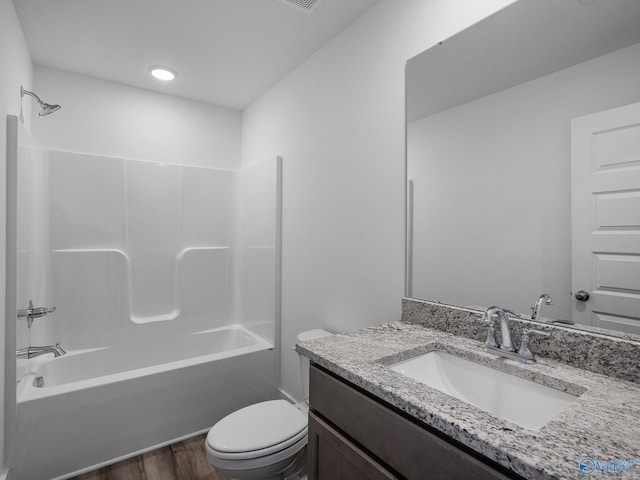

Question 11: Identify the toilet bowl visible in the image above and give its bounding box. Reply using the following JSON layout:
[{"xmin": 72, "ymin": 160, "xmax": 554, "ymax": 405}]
[{"xmin": 205, "ymin": 329, "xmax": 332, "ymax": 480}]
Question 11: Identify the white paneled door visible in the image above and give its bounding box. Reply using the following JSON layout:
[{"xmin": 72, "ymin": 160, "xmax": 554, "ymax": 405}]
[{"xmin": 571, "ymin": 101, "xmax": 640, "ymax": 334}]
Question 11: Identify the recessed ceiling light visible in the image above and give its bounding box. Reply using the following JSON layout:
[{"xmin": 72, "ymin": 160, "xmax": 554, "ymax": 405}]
[{"xmin": 149, "ymin": 66, "xmax": 176, "ymax": 81}]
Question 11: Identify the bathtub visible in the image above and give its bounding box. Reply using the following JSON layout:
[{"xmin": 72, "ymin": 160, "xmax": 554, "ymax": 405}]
[{"xmin": 12, "ymin": 325, "xmax": 277, "ymax": 480}]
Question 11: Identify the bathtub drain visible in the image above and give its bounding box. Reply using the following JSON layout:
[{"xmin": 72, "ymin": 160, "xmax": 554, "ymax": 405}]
[{"xmin": 33, "ymin": 376, "xmax": 44, "ymax": 388}]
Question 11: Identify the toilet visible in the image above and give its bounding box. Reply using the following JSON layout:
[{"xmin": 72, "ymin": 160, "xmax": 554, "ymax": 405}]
[{"xmin": 205, "ymin": 329, "xmax": 332, "ymax": 480}]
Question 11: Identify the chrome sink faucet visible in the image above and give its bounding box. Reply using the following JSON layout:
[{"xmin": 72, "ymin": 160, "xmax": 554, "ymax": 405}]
[
  {"xmin": 531, "ymin": 294, "xmax": 552, "ymax": 322},
  {"xmin": 482, "ymin": 306, "xmax": 550, "ymax": 363},
  {"xmin": 17, "ymin": 342, "xmax": 66, "ymax": 359},
  {"xmin": 482, "ymin": 306, "xmax": 514, "ymax": 352}
]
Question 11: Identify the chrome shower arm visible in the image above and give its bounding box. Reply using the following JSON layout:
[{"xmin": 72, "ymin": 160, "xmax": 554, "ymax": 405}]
[
  {"xmin": 21, "ymin": 86, "xmax": 44, "ymax": 105},
  {"xmin": 20, "ymin": 85, "xmax": 61, "ymax": 117}
]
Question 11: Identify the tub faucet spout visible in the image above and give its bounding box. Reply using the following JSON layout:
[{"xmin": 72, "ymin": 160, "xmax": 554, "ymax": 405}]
[{"xmin": 17, "ymin": 342, "xmax": 66, "ymax": 359}]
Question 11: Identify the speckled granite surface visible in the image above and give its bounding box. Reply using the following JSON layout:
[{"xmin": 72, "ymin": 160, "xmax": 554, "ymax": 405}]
[
  {"xmin": 296, "ymin": 322, "xmax": 640, "ymax": 480},
  {"xmin": 402, "ymin": 298, "xmax": 640, "ymax": 384}
]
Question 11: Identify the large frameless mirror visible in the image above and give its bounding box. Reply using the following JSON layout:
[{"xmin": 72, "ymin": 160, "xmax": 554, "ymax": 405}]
[{"xmin": 405, "ymin": 0, "xmax": 640, "ymax": 338}]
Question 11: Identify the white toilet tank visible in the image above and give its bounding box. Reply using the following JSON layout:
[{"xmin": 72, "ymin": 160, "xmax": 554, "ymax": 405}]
[{"xmin": 296, "ymin": 329, "xmax": 332, "ymax": 403}]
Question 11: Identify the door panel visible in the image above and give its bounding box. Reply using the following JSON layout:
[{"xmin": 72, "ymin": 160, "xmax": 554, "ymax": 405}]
[{"xmin": 571, "ymin": 101, "xmax": 640, "ymax": 333}]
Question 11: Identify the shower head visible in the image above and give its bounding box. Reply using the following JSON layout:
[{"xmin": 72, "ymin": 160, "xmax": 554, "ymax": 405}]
[
  {"xmin": 38, "ymin": 102, "xmax": 62, "ymax": 117},
  {"xmin": 20, "ymin": 86, "xmax": 61, "ymax": 118}
]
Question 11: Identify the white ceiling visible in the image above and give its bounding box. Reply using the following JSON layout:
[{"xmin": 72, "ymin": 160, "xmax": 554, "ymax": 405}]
[{"xmin": 13, "ymin": 0, "xmax": 379, "ymax": 110}]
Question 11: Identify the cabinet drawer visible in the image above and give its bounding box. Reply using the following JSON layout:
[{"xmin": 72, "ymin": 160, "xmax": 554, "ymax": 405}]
[
  {"xmin": 309, "ymin": 365, "xmax": 518, "ymax": 480},
  {"xmin": 308, "ymin": 411, "xmax": 398, "ymax": 480}
]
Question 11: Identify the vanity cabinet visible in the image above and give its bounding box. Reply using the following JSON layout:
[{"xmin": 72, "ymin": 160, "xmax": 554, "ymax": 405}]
[{"xmin": 307, "ymin": 364, "xmax": 522, "ymax": 480}]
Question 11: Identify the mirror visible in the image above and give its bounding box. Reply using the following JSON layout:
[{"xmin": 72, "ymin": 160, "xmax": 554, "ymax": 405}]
[{"xmin": 406, "ymin": 0, "xmax": 640, "ymax": 337}]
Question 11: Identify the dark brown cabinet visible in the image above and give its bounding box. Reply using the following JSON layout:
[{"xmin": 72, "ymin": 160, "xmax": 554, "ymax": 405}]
[
  {"xmin": 308, "ymin": 411, "xmax": 398, "ymax": 479},
  {"xmin": 307, "ymin": 364, "xmax": 522, "ymax": 480}
]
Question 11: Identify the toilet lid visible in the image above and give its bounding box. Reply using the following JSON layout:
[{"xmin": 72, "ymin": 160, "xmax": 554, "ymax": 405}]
[{"xmin": 208, "ymin": 400, "xmax": 307, "ymax": 454}]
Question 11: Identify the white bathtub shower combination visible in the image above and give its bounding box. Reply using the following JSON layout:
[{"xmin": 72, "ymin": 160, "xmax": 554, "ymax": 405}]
[
  {"xmin": 15, "ymin": 325, "xmax": 275, "ymax": 480},
  {"xmin": 11, "ymin": 140, "xmax": 282, "ymax": 480}
]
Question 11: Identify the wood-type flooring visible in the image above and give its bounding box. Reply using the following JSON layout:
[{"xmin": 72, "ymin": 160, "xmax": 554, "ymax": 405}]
[{"xmin": 71, "ymin": 433, "xmax": 224, "ymax": 480}]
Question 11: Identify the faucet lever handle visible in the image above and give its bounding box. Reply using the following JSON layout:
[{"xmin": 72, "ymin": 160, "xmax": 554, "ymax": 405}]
[
  {"xmin": 17, "ymin": 300, "xmax": 56, "ymax": 328},
  {"xmin": 519, "ymin": 328, "xmax": 550, "ymax": 363},
  {"xmin": 54, "ymin": 341, "xmax": 67, "ymax": 356},
  {"xmin": 485, "ymin": 323, "xmax": 498, "ymax": 348},
  {"xmin": 523, "ymin": 328, "xmax": 551, "ymax": 337}
]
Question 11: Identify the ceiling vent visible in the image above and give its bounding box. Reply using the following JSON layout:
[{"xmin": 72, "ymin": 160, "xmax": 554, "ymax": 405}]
[{"xmin": 277, "ymin": 0, "xmax": 322, "ymax": 14}]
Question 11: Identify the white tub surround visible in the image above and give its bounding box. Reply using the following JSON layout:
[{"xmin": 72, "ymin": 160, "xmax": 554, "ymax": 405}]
[
  {"xmin": 17, "ymin": 150, "xmax": 281, "ymax": 347},
  {"xmin": 11, "ymin": 144, "xmax": 283, "ymax": 480}
]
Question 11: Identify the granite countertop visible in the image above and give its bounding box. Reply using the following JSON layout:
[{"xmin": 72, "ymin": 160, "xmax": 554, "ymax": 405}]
[{"xmin": 296, "ymin": 322, "xmax": 640, "ymax": 480}]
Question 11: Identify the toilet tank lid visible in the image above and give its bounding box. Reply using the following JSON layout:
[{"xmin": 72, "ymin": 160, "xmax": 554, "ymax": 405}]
[{"xmin": 296, "ymin": 329, "xmax": 333, "ymax": 343}]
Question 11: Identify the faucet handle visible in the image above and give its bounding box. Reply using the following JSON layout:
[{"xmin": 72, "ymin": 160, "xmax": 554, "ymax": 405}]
[
  {"xmin": 523, "ymin": 328, "xmax": 551, "ymax": 338},
  {"xmin": 17, "ymin": 300, "xmax": 56, "ymax": 329},
  {"xmin": 519, "ymin": 328, "xmax": 550, "ymax": 363},
  {"xmin": 482, "ymin": 307, "xmax": 502, "ymax": 348},
  {"xmin": 54, "ymin": 342, "xmax": 66, "ymax": 356},
  {"xmin": 485, "ymin": 323, "xmax": 498, "ymax": 348}
]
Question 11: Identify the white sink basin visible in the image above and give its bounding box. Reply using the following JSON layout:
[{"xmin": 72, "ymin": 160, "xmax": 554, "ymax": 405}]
[{"xmin": 389, "ymin": 350, "xmax": 578, "ymax": 431}]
